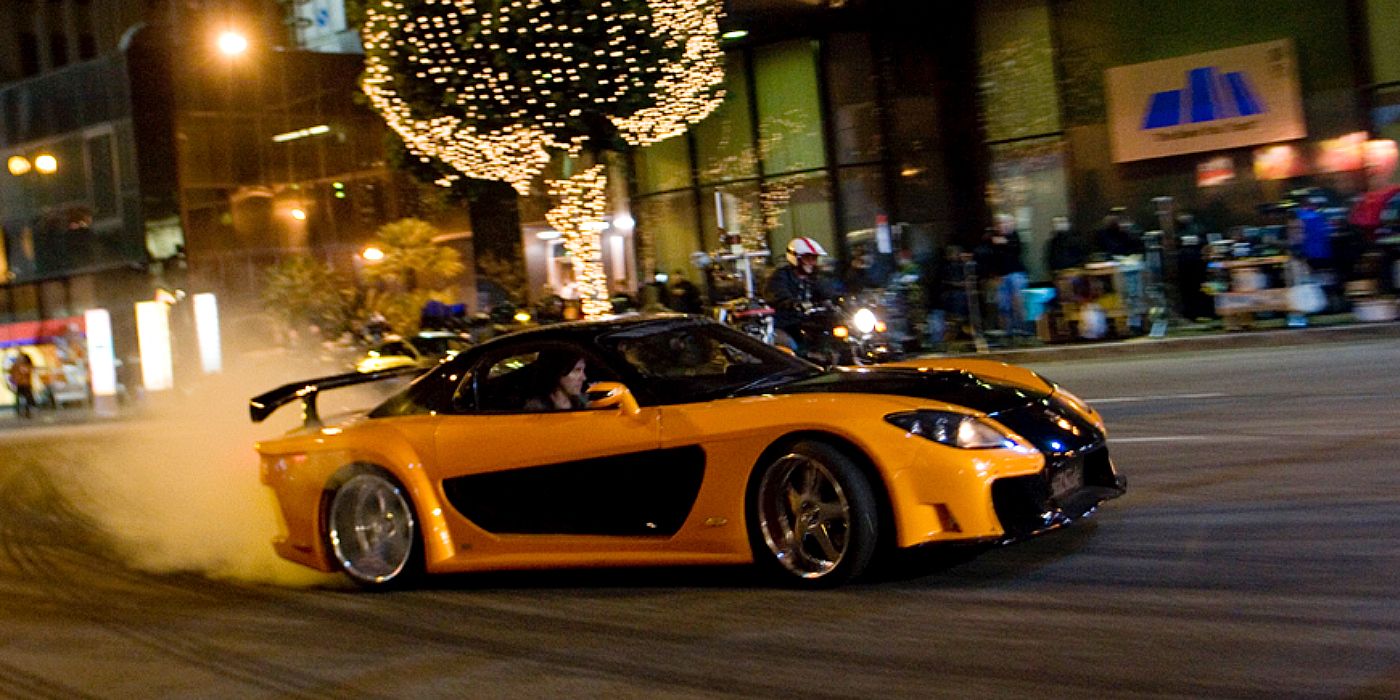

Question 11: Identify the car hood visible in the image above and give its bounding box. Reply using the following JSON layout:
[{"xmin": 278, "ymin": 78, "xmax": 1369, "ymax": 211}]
[{"xmin": 754, "ymin": 366, "xmax": 1049, "ymax": 414}]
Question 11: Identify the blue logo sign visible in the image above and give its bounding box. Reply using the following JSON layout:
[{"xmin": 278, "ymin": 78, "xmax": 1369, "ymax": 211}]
[{"xmin": 1142, "ymin": 66, "xmax": 1265, "ymax": 130}]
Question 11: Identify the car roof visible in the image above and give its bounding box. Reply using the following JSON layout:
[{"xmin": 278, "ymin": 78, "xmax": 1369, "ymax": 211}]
[{"xmin": 473, "ymin": 313, "xmax": 701, "ymax": 350}]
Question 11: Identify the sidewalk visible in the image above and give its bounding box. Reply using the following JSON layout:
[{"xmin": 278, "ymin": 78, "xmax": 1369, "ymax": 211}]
[{"xmin": 935, "ymin": 315, "xmax": 1400, "ymax": 364}]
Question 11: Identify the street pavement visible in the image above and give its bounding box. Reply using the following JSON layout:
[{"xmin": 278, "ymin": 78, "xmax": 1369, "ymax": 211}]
[{"xmin": 1, "ymin": 337, "xmax": 1396, "ymax": 697}]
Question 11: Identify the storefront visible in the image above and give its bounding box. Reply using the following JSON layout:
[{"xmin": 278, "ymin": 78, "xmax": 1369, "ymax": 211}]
[{"xmin": 628, "ymin": 2, "xmax": 985, "ymax": 296}]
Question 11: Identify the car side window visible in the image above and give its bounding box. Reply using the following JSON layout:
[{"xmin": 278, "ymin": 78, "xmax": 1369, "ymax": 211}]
[
  {"xmin": 476, "ymin": 351, "xmax": 542, "ymax": 411},
  {"xmin": 472, "ymin": 344, "xmax": 619, "ymax": 413},
  {"xmin": 379, "ymin": 341, "xmax": 412, "ymax": 357},
  {"xmin": 449, "ymin": 369, "xmax": 477, "ymax": 412}
]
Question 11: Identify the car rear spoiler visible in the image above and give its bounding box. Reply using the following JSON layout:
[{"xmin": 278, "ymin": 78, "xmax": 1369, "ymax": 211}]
[{"xmin": 249, "ymin": 366, "xmax": 422, "ymax": 427}]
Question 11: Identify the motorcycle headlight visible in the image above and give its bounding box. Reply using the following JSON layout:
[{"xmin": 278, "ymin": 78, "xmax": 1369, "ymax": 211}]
[
  {"xmin": 852, "ymin": 308, "xmax": 878, "ymax": 335},
  {"xmin": 885, "ymin": 410, "xmax": 1021, "ymax": 450}
]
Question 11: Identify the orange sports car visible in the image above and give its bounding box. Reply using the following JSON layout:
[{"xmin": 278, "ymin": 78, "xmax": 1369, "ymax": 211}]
[{"xmin": 251, "ymin": 316, "xmax": 1125, "ymax": 588}]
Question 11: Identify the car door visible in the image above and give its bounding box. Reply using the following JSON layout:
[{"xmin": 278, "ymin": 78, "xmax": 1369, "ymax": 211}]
[{"xmin": 433, "ymin": 341, "xmax": 697, "ymax": 541}]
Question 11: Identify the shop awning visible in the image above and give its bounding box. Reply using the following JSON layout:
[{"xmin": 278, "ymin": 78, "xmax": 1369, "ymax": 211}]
[{"xmin": 0, "ymin": 316, "xmax": 86, "ymax": 349}]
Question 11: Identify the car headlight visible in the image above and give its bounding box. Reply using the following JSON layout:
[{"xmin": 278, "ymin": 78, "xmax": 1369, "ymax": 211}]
[
  {"xmin": 885, "ymin": 410, "xmax": 1021, "ymax": 450},
  {"xmin": 852, "ymin": 307, "xmax": 878, "ymax": 335}
]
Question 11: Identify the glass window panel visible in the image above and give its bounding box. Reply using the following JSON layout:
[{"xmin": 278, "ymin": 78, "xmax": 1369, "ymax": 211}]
[
  {"xmin": 978, "ymin": 0, "xmax": 1061, "ymax": 142},
  {"xmin": 694, "ymin": 54, "xmax": 757, "ymax": 185},
  {"xmin": 633, "ymin": 135, "xmax": 692, "ymax": 195},
  {"xmin": 86, "ymin": 132, "xmax": 118, "ymax": 220},
  {"xmin": 837, "ymin": 165, "xmax": 892, "ymax": 288},
  {"xmin": 699, "ymin": 182, "xmax": 761, "ymax": 253},
  {"xmin": 826, "ymin": 34, "xmax": 881, "ymax": 166},
  {"xmin": 989, "ymin": 137, "xmax": 1071, "ymax": 283},
  {"xmin": 634, "ymin": 191, "xmax": 699, "ymax": 285},
  {"xmin": 39, "ymin": 280, "xmax": 67, "ymax": 318},
  {"xmin": 764, "ymin": 172, "xmax": 834, "ymax": 261},
  {"xmin": 10, "ymin": 284, "xmax": 38, "ymax": 321},
  {"xmin": 754, "ymin": 41, "xmax": 826, "ymax": 175}
]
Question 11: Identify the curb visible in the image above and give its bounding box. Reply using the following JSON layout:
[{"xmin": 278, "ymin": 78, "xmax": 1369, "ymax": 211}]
[{"xmin": 942, "ymin": 321, "xmax": 1400, "ymax": 364}]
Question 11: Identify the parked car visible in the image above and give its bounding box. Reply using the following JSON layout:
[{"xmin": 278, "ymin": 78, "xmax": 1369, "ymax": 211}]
[{"xmin": 354, "ymin": 331, "xmax": 473, "ymax": 373}]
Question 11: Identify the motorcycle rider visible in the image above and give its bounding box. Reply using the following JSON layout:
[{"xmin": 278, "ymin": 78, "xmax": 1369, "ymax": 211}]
[{"xmin": 763, "ymin": 237, "xmax": 838, "ymax": 353}]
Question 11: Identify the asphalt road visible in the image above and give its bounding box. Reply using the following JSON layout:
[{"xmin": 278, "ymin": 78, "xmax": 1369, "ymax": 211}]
[{"xmin": 0, "ymin": 339, "xmax": 1396, "ymax": 698}]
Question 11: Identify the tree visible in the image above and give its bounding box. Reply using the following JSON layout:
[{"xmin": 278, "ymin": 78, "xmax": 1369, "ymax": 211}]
[
  {"xmin": 360, "ymin": 218, "xmax": 466, "ymax": 334},
  {"xmin": 361, "ymin": 0, "xmax": 724, "ymax": 317},
  {"xmin": 261, "ymin": 255, "xmax": 357, "ymax": 340}
]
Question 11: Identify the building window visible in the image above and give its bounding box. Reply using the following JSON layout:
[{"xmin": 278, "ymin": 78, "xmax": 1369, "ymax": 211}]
[
  {"xmin": 633, "ymin": 134, "xmax": 691, "ymax": 196},
  {"xmin": 49, "ymin": 33, "xmax": 69, "ymax": 69},
  {"xmin": 633, "ymin": 191, "xmax": 697, "ymax": 282},
  {"xmin": 19, "ymin": 32, "xmax": 41, "ymax": 76},
  {"xmin": 753, "ymin": 40, "xmax": 826, "ymax": 176},
  {"xmin": 693, "ymin": 54, "xmax": 757, "ymax": 186},
  {"xmin": 826, "ymin": 34, "xmax": 881, "ymax": 167}
]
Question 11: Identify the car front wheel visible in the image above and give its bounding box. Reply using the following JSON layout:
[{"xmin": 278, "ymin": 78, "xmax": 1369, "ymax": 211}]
[
  {"xmin": 751, "ymin": 441, "xmax": 879, "ymax": 587},
  {"xmin": 326, "ymin": 470, "xmax": 421, "ymax": 589}
]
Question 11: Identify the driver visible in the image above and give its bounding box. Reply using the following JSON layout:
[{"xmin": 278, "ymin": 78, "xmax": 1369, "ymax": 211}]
[
  {"xmin": 523, "ymin": 351, "xmax": 590, "ymax": 411},
  {"xmin": 763, "ymin": 236, "xmax": 837, "ymax": 352}
]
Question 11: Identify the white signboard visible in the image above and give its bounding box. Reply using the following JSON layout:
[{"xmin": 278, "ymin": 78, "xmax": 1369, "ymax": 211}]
[
  {"xmin": 1106, "ymin": 40, "xmax": 1306, "ymax": 163},
  {"xmin": 135, "ymin": 301, "xmax": 174, "ymax": 392}
]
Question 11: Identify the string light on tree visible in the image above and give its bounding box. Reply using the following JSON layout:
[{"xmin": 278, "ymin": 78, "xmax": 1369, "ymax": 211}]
[
  {"xmin": 362, "ymin": 0, "xmax": 725, "ymax": 318},
  {"xmin": 362, "ymin": 0, "xmax": 724, "ymax": 193},
  {"xmin": 545, "ymin": 163, "xmax": 612, "ymax": 318}
]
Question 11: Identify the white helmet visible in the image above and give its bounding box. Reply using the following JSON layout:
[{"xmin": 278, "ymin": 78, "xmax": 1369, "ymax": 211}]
[{"xmin": 785, "ymin": 237, "xmax": 827, "ymax": 266}]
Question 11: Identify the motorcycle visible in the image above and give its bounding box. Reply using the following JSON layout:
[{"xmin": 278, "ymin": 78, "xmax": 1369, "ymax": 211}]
[
  {"xmin": 790, "ymin": 297, "xmax": 902, "ymax": 367},
  {"xmin": 712, "ymin": 293, "xmax": 902, "ymax": 366},
  {"xmin": 711, "ymin": 296, "xmax": 776, "ymax": 345}
]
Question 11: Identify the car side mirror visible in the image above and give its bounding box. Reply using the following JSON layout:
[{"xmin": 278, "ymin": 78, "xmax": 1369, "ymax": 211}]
[{"xmin": 586, "ymin": 381, "xmax": 640, "ymax": 416}]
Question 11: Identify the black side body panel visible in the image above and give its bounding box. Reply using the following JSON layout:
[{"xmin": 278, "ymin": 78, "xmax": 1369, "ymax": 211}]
[{"xmin": 442, "ymin": 446, "xmax": 706, "ymax": 536}]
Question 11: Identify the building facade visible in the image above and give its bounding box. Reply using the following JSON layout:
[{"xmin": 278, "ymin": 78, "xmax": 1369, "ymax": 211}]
[
  {"xmin": 3, "ymin": 0, "xmax": 1399, "ymax": 401},
  {"xmin": 628, "ymin": 0, "xmax": 1400, "ymax": 293}
]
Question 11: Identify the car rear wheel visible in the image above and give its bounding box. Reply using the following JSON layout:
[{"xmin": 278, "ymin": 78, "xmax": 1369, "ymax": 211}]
[
  {"xmin": 326, "ymin": 471, "xmax": 421, "ymax": 589},
  {"xmin": 751, "ymin": 441, "xmax": 879, "ymax": 587}
]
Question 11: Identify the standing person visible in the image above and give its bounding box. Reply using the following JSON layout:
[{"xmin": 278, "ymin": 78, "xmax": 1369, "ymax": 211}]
[
  {"xmin": 1045, "ymin": 216, "xmax": 1088, "ymax": 274},
  {"xmin": 763, "ymin": 237, "xmax": 837, "ymax": 352},
  {"xmin": 667, "ymin": 270, "xmax": 704, "ymax": 314},
  {"xmin": 1096, "ymin": 208, "xmax": 1144, "ymax": 258},
  {"xmin": 7, "ymin": 352, "xmax": 37, "ymax": 419},
  {"xmin": 975, "ymin": 215, "xmax": 1030, "ymax": 340}
]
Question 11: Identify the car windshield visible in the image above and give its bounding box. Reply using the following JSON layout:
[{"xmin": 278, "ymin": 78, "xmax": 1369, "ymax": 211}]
[{"xmin": 601, "ymin": 322, "xmax": 820, "ymax": 402}]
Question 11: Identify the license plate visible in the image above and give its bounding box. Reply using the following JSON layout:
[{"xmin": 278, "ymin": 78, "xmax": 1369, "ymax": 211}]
[{"xmin": 1050, "ymin": 460, "xmax": 1083, "ymax": 501}]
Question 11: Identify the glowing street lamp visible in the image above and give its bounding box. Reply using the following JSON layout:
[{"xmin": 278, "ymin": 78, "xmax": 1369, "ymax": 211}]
[
  {"xmin": 7, "ymin": 156, "xmax": 31, "ymax": 176},
  {"xmin": 360, "ymin": 245, "xmax": 385, "ymax": 262},
  {"xmin": 289, "ymin": 208, "xmax": 307, "ymax": 221},
  {"xmin": 217, "ymin": 30, "xmax": 249, "ymax": 57},
  {"xmin": 33, "ymin": 154, "xmax": 57, "ymax": 174}
]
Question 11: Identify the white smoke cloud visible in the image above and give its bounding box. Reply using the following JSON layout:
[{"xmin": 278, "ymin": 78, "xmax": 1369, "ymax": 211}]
[{"xmin": 47, "ymin": 351, "xmax": 401, "ymax": 588}]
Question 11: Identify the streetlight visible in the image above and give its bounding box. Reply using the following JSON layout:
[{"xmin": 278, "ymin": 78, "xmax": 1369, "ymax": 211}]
[
  {"xmin": 217, "ymin": 30, "xmax": 249, "ymax": 57},
  {"xmin": 34, "ymin": 154, "xmax": 57, "ymax": 175},
  {"xmin": 7, "ymin": 156, "xmax": 31, "ymax": 176},
  {"xmin": 360, "ymin": 245, "xmax": 385, "ymax": 262}
]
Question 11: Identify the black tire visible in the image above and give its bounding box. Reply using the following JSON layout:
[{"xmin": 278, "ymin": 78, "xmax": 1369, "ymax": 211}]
[
  {"xmin": 325, "ymin": 468, "xmax": 423, "ymax": 589},
  {"xmin": 749, "ymin": 441, "xmax": 880, "ymax": 588}
]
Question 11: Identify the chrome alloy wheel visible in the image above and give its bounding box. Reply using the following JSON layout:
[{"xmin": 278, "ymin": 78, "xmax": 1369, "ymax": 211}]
[
  {"xmin": 756, "ymin": 453, "xmax": 853, "ymax": 578},
  {"xmin": 328, "ymin": 473, "xmax": 417, "ymax": 584}
]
